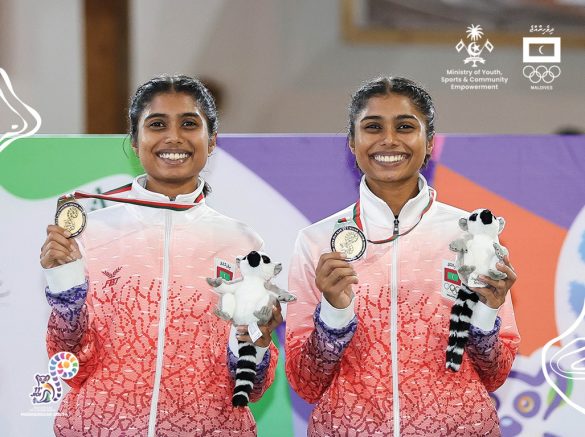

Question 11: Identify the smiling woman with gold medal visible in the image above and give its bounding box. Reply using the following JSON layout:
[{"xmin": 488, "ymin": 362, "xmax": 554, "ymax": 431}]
[
  {"xmin": 285, "ymin": 76, "xmax": 520, "ymax": 436},
  {"xmin": 39, "ymin": 75, "xmax": 282, "ymax": 436}
]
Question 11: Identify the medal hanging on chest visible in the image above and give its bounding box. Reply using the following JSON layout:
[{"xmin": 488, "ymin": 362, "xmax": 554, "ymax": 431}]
[
  {"xmin": 54, "ymin": 183, "xmax": 205, "ymax": 238},
  {"xmin": 331, "ymin": 188, "xmax": 436, "ymax": 261}
]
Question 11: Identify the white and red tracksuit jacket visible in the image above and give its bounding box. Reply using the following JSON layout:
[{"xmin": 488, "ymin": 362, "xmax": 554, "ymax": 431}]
[
  {"xmin": 286, "ymin": 175, "xmax": 520, "ymax": 436},
  {"xmin": 44, "ymin": 175, "xmax": 277, "ymax": 436}
]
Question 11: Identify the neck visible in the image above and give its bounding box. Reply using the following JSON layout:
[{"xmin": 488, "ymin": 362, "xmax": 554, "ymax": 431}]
[
  {"xmin": 365, "ymin": 175, "xmax": 420, "ymax": 216},
  {"xmin": 145, "ymin": 177, "xmax": 199, "ymax": 200}
]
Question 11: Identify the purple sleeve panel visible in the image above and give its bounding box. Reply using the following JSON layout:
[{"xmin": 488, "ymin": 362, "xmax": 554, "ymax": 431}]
[
  {"xmin": 466, "ymin": 317, "xmax": 516, "ymax": 392},
  {"xmin": 314, "ymin": 303, "xmax": 358, "ymax": 351},
  {"xmin": 45, "ymin": 281, "xmax": 88, "ymax": 323},
  {"xmin": 282, "ymin": 303, "xmax": 358, "ymax": 402},
  {"xmin": 468, "ymin": 316, "xmax": 501, "ymax": 352},
  {"xmin": 45, "ymin": 281, "xmax": 96, "ymax": 388}
]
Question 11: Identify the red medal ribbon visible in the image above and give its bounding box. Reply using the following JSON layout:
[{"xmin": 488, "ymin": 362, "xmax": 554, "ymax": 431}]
[
  {"xmin": 344, "ymin": 188, "xmax": 436, "ymax": 245},
  {"xmin": 59, "ymin": 183, "xmax": 205, "ymax": 211}
]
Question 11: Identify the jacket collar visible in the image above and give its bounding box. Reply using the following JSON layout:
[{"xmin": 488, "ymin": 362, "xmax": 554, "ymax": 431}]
[
  {"xmin": 131, "ymin": 174, "xmax": 206, "ymax": 205},
  {"xmin": 359, "ymin": 174, "xmax": 433, "ymax": 240},
  {"xmin": 120, "ymin": 175, "xmax": 207, "ymax": 225}
]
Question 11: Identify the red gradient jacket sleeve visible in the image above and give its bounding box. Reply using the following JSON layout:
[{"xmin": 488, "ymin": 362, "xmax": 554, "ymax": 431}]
[{"xmin": 285, "ymin": 236, "xmax": 357, "ymax": 404}]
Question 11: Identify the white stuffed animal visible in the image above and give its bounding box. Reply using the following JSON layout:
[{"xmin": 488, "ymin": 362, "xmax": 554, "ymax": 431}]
[
  {"xmin": 446, "ymin": 209, "xmax": 509, "ymax": 372},
  {"xmin": 206, "ymin": 250, "xmax": 295, "ymax": 406},
  {"xmin": 206, "ymin": 250, "xmax": 296, "ymax": 325},
  {"xmin": 449, "ymin": 208, "xmax": 508, "ymax": 288}
]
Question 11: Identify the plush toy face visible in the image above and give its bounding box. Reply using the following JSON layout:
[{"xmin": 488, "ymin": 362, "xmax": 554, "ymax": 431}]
[
  {"xmin": 459, "ymin": 208, "xmax": 505, "ymax": 238},
  {"xmin": 237, "ymin": 251, "xmax": 282, "ymax": 281}
]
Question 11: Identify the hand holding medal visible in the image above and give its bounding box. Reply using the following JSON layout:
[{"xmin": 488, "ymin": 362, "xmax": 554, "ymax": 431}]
[
  {"xmin": 39, "ymin": 196, "xmax": 87, "ymax": 269},
  {"xmin": 316, "ymin": 209, "xmax": 366, "ymax": 309},
  {"xmin": 315, "ymin": 252, "xmax": 358, "ymax": 309},
  {"xmin": 40, "ymin": 224, "xmax": 83, "ymax": 269},
  {"xmin": 319, "ymin": 188, "xmax": 436, "ymax": 308}
]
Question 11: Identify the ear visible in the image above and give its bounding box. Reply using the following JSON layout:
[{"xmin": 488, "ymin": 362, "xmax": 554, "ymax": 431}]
[
  {"xmin": 498, "ymin": 217, "xmax": 506, "ymax": 234},
  {"xmin": 459, "ymin": 217, "xmax": 468, "ymax": 232},
  {"xmin": 426, "ymin": 136, "xmax": 434, "ymax": 157},
  {"xmin": 208, "ymin": 133, "xmax": 217, "ymax": 155},
  {"xmin": 131, "ymin": 141, "xmax": 139, "ymax": 157},
  {"xmin": 348, "ymin": 137, "xmax": 356, "ymax": 156}
]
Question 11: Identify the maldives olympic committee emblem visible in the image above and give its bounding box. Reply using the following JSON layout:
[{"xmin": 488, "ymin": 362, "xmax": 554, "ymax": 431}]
[{"xmin": 522, "ymin": 25, "xmax": 561, "ymax": 90}]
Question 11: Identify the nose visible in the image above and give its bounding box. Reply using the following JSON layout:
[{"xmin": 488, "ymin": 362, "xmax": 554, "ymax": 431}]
[
  {"xmin": 383, "ymin": 129, "xmax": 397, "ymax": 146},
  {"xmin": 164, "ymin": 124, "xmax": 184, "ymax": 144}
]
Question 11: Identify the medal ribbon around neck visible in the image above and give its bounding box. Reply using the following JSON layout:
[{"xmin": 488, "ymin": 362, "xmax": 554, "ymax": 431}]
[
  {"xmin": 339, "ymin": 188, "xmax": 436, "ymax": 245},
  {"xmin": 59, "ymin": 183, "xmax": 205, "ymax": 212}
]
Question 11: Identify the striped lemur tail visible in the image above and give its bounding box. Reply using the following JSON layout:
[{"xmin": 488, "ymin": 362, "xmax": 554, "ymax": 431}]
[
  {"xmin": 446, "ymin": 284, "xmax": 479, "ymax": 372},
  {"xmin": 233, "ymin": 341, "xmax": 257, "ymax": 407}
]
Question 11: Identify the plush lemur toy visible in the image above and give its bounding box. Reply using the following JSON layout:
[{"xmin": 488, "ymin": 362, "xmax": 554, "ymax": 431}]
[
  {"xmin": 446, "ymin": 209, "xmax": 508, "ymax": 372},
  {"xmin": 206, "ymin": 250, "xmax": 296, "ymax": 407}
]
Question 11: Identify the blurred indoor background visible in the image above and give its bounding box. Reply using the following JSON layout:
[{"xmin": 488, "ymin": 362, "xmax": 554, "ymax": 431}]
[{"xmin": 0, "ymin": 0, "xmax": 583, "ymax": 135}]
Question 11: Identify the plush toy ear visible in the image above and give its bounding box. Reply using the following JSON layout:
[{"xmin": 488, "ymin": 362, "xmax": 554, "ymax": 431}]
[
  {"xmin": 459, "ymin": 217, "xmax": 468, "ymax": 232},
  {"xmin": 498, "ymin": 217, "xmax": 506, "ymax": 234}
]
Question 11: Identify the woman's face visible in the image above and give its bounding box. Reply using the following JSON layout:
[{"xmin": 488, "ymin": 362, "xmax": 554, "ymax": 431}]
[
  {"xmin": 132, "ymin": 92, "xmax": 216, "ymax": 196},
  {"xmin": 350, "ymin": 93, "xmax": 433, "ymax": 189}
]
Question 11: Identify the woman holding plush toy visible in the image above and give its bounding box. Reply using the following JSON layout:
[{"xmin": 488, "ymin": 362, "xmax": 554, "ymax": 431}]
[
  {"xmin": 39, "ymin": 75, "xmax": 281, "ymax": 436},
  {"xmin": 286, "ymin": 76, "xmax": 519, "ymax": 436}
]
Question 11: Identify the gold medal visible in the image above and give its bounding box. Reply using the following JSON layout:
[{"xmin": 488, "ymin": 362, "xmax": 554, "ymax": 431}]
[
  {"xmin": 55, "ymin": 197, "xmax": 86, "ymax": 237},
  {"xmin": 330, "ymin": 225, "xmax": 367, "ymax": 262}
]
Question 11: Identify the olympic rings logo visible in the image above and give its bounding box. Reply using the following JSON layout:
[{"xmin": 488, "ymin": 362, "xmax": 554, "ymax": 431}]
[
  {"xmin": 522, "ymin": 65, "xmax": 561, "ymax": 84},
  {"xmin": 443, "ymin": 283, "xmax": 458, "ymax": 292}
]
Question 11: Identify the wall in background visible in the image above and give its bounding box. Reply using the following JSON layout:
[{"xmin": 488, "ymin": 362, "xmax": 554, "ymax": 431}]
[{"xmin": 1, "ymin": 0, "xmax": 583, "ymax": 135}]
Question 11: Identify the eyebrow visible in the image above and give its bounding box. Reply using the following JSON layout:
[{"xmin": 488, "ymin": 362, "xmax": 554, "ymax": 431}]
[
  {"xmin": 360, "ymin": 114, "xmax": 419, "ymax": 122},
  {"xmin": 144, "ymin": 112, "xmax": 201, "ymax": 121}
]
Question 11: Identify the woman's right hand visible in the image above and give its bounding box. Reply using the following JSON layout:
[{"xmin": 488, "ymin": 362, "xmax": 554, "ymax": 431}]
[
  {"xmin": 40, "ymin": 225, "xmax": 82, "ymax": 269},
  {"xmin": 315, "ymin": 252, "xmax": 358, "ymax": 309}
]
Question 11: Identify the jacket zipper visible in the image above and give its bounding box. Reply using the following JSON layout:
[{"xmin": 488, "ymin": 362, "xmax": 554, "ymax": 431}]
[
  {"xmin": 147, "ymin": 210, "xmax": 172, "ymax": 436},
  {"xmin": 391, "ymin": 216, "xmax": 400, "ymax": 436}
]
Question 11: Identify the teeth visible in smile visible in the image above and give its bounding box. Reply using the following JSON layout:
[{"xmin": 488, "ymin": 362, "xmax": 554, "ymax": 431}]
[
  {"xmin": 373, "ymin": 154, "xmax": 406, "ymax": 163},
  {"xmin": 159, "ymin": 152, "xmax": 189, "ymax": 160}
]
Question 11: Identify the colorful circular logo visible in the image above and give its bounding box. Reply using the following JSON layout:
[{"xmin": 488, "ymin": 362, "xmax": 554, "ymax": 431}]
[{"xmin": 48, "ymin": 352, "xmax": 79, "ymax": 380}]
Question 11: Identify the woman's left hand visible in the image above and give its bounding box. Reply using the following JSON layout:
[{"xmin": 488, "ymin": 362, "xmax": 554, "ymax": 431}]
[
  {"xmin": 471, "ymin": 255, "xmax": 517, "ymax": 309},
  {"xmin": 235, "ymin": 301, "xmax": 283, "ymax": 348}
]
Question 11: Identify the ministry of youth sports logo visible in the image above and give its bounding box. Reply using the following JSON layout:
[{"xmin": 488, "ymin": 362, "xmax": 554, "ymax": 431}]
[{"xmin": 456, "ymin": 25, "xmax": 494, "ymax": 67}]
